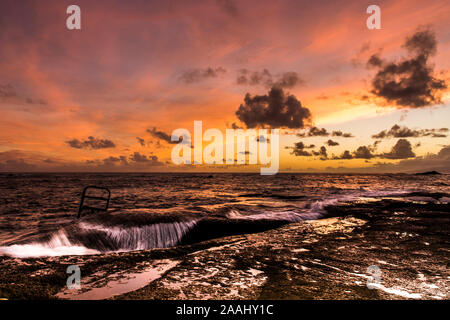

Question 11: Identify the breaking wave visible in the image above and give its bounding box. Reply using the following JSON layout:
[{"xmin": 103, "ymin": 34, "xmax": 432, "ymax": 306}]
[
  {"xmin": 226, "ymin": 209, "xmax": 321, "ymax": 222},
  {"xmin": 77, "ymin": 220, "xmax": 197, "ymax": 250},
  {"xmin": 0, "ymin": 189, "xmax": 415, "ymax": 258},
  {"xmin": 0, "ymin": 230, "xmax": 101, "ymax": 258},
  {"xmin": 0, "ymin": 220, "xmax": 197, "ymax": 258}
]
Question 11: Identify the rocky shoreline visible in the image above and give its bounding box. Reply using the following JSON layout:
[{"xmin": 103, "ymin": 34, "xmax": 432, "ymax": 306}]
[{"xmin": 0, "ymin": 194, "xmax": 448, "ymax": 300}]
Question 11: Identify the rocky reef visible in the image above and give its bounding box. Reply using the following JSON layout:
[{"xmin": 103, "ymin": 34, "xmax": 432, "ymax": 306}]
[{"xmin": 0, "ymin": 194, "xmax": 448, "ymax": 300}]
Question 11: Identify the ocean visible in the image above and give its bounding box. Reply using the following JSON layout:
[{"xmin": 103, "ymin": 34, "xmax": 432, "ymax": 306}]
[{"xmin": 0, "ymin": 173, "xmax": 449, "ymax": 258}]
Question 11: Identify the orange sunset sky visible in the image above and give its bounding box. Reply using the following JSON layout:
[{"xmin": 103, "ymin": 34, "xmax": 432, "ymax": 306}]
[{"xmin": 0, "ymin": 0, "xmax": 449, "ymax": 173}]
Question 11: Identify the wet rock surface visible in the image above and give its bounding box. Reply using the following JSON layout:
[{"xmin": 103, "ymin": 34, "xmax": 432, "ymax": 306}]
[{"xmin": 0, "ymin": 196, "xmax": 448, "ymax": 300}]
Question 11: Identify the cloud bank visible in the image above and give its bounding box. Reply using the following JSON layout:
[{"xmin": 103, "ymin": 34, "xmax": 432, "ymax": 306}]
[
  {"xmin": 372, "ymin": 124, "xmax": 448, "ymax": 139},
  {"xmin": 66, "ymin": 136, "xmax": 116, "ymax": 149},
  {"xmin": 237, "ymin": 69, "xmax": 304, "ymax": 88}
]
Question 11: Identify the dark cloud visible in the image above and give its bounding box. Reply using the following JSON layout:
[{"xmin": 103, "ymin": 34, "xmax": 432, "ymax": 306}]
[
  {"xmin": 381, "ymin": 139, "xmax": 415, "ymax": 159},
  {"xmin": 292, "ymin": 149, "xmax": 312, "ymax": 157},
  {"xmin": 372, "ymin": 124, "xmax": 448, "ymax": 139},
  {"xmin": 430, "ymin": 133, "xmax": 447, "ymax": 138},
  {"xmin": 312, "ymin": 146, "xmax": 328, "ymax": 160},
  {"xmin": 147, "ymin": 127, "xmax": 190, "ymax": 145},
  {"xmin": 216, "ymin": 0, "xmax": 238, "ymax": 16},
  {"xmin": 147, "ymin": 127, "xmax": 172, "ymax": 143},
  {"xmin": 235, "ymin": 87, "xmax": 312, "ymax": 129},
  {"xmin": 367, "ymin": 27, "xmax": 447, "ymax": 108},
  {"xmin": 103, "ymin": 156, "xmax": 121, "ymax": 163},
  {"xmin": 288, "ymin": 141, "xmax": 315, "ymax": 157},
  {"xmin": 0, "ymin": 84, "xmax": 17, "ymax": 99},
  {"xmin": 367, "ymin": 54, "xmax": 383, "ymax": 67},
  {"xmin": 325, "ymin": 139, "xmax": 339, "ymax": 146},
  {"xmin": 178, "ymin": 67, "xmax": 226, "ymax": 84},
  {"xmin": 309, "ymin": 127, "xmax": 329, "ymax": 137},
  {"xmin": 90, "ymin": 153, "xmax": 162, "ymax": 168},
  {"xmin": 25, "ymin": 98, "xmax": 47, "ymax": 105},
  {"xmin": 333, "ymin": 150, "xmax": 353, "ymax": 160},
  {"xmin": 403, "ymin": 28, "xmax": 438, "ymax": 57},
  {"xmin": 237, "ymin": 69, "xmax": 270, "ymax": 86},
  {"xmin": 297, "ymin": 128, "xmax": 354, "ymax": 139},
  {"xmin": 136, "ymin": 137, "xmax": 145, "ymax": 146},
  {"xmin": 331, "ymin": 130, "xmax": 354, "ymax": 138},
  {"xmin": 353, "ymin": 146, "xmax": 375, "ymax": 159},
  {"xmin": 66, "ymin": 136, "xmax": 116, "ymax": 149},
  {"xmin": 230, "ymin": 122, "xmax": 243, "ymax": 130},
  {"xmin": 275, "ymin": 72, "xmax": 304, "ymax": 88},
  {"xmin": 85, "ymin": 159, "xmax": 100, "ymax": 165},
  {"xmin": 102, "ymin": 155, "xmax": 130, "ymax": 166},
  {"xmin": 82, "ymin": 152, "xmax": 163, "ymax": 169},
  {"xmin": 236, "ymin": 69, "xmax": 304, "ymax": 88},
  {"xmin": 297, "ymin": 127, "xmax": 329, "ymax": 137},
  {"xmin": 129, "ymin": 152, "xmax": 161, "ymax": 164},
  {"xmin": 373, "ymin": 140, "xmax": 382, "ymax": 150}
]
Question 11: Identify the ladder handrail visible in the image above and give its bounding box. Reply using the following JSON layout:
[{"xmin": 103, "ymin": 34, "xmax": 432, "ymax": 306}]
[{"xmin": 77, "ymin": 186, "xmax": 111, "ymax": 218}]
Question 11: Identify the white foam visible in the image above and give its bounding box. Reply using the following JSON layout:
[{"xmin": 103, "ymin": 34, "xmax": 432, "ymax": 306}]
[
  {"xmin": 226, "ymin": 209, "xmax": 319, "ymax": 222},
  {"xmin": 369, "ymin": 283, "xmax": 422, "ymax": 299},
  {"xmin": 0, "ymin": 230, "xmax": 100, "ymax": 258},
  {"xmin": 309, "ymin": 189, "xmax": 412, "ymax": 214},
  {"xmin": 0, "ymin": 220, "xmax": 197, "ymax": 258},
  {"xmin": 226, "ymin": 188, "xmax": 401, "ymax": 223}
]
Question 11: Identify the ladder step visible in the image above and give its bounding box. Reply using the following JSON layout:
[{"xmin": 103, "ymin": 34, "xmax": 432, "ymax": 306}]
[
  {"xmin": 77, "ymin": 186, "xmax": 111, "ymax": 218},
  {"xmin": 84, "ymin": 196, "xmax": 109, "ymax": 201}
]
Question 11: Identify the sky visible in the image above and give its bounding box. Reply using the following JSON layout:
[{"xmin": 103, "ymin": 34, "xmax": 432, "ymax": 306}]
[{"xmin": 0, "ymin": 0, "xmax": 449, "ymax": 173}]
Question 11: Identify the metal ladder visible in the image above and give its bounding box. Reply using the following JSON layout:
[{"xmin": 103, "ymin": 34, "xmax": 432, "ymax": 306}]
[{"xmin": 77, "ymin": 186, "xmax": 111, "ymax": 218}]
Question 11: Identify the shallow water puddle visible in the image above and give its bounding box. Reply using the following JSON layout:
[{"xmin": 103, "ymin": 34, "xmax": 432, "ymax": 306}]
[{"xmin": 56, "ymin": 259, "xmax": 180, "ymax": 300}]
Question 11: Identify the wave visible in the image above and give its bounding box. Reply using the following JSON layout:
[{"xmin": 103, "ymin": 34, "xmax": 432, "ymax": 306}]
[
  {"xmin": 306, "ymin": 189, "xmax": 413, "ymax": 212},
  {"xmin": 226, "ymin": 209, "xmax": 321, "ymax": 222},
  {"xmin": 0, "ymin": 188, "xmax": 417, "ymax": 258},
  {"xmin": 0, "ymin": 219, "xmax": 197, "ymax": 258},
  {"xmin": 76, "ymin": 220, "xmax": 197, "ymax": 250},
  {"xmin": 0, "ymin": 230, "xmax": 101, "ymax": 258}
]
